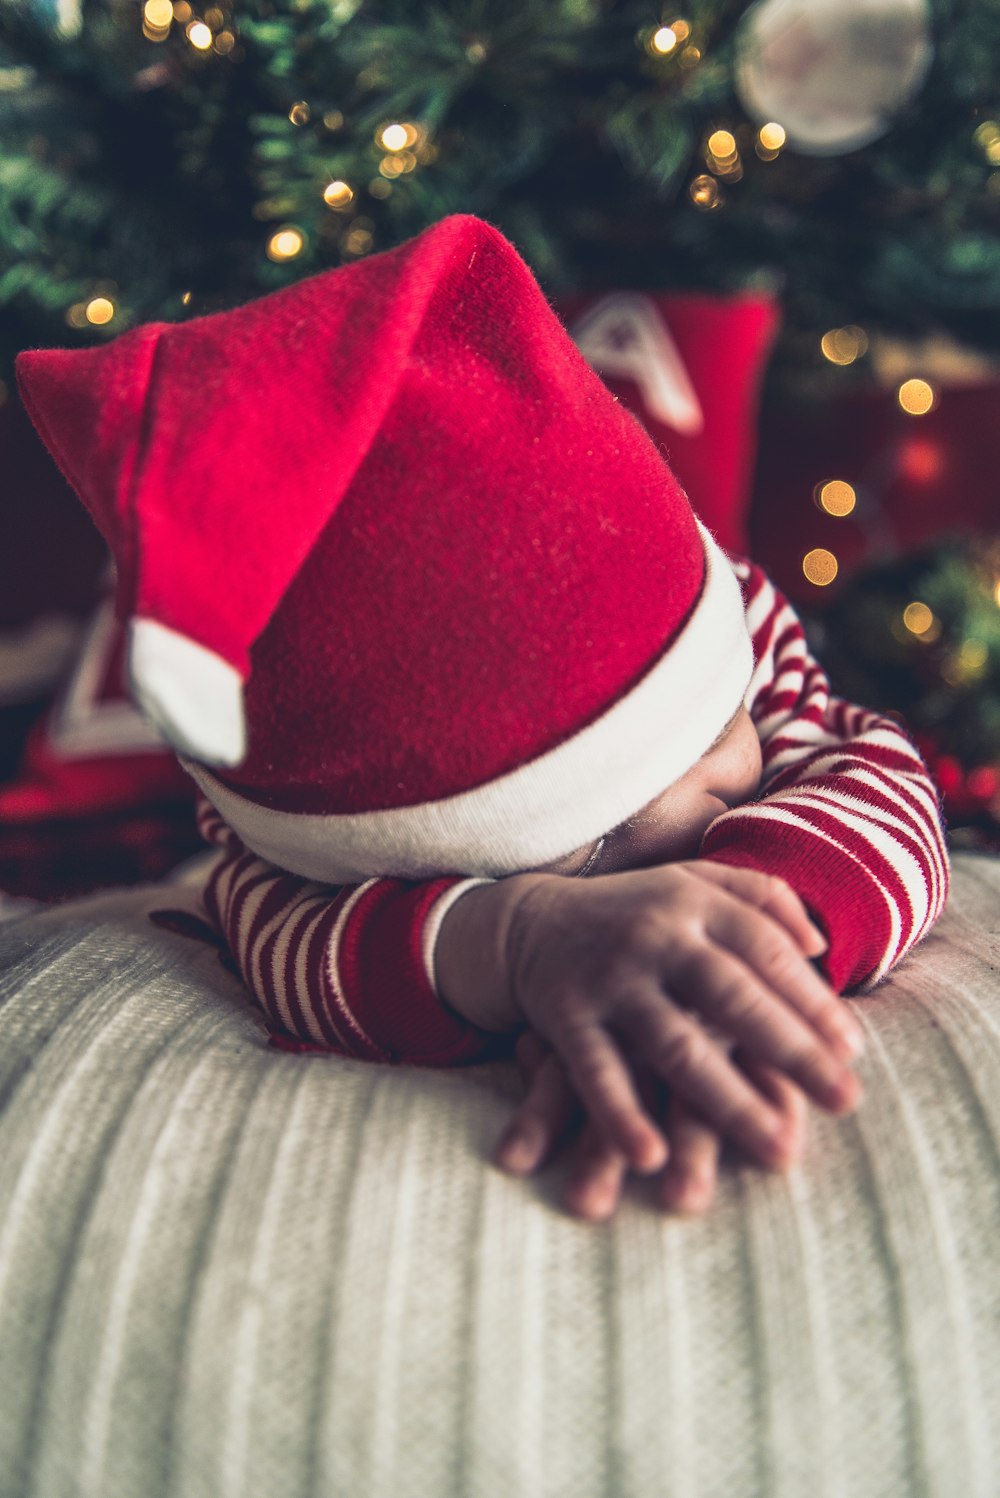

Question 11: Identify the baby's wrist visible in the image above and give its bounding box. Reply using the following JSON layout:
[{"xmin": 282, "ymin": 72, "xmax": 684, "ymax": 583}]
[{"xmin": 435, "ymin": 873, "xmax": 551, "ymax": 1032}]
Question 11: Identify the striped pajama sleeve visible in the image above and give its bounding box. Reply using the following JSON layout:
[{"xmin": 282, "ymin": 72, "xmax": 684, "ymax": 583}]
[
  {"xmin": 196, "ymin": 798, "xmax": 502, "ymax": 1064},
  {"xmin": 700, "ymin": 559, "xmax": 950, "ymax": 993}
]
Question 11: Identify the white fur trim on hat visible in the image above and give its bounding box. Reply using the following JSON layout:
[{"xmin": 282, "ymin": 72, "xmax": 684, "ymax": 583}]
[
  {"xmin": 128, "ymin": 618, "xmax": 246, "ymax": 767},
  {"xmin": 185, "ymin": 527, "xmax": 752, "ymax": 881}
]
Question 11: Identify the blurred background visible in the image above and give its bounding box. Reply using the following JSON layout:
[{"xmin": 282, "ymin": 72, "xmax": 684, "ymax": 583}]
[{"xmin": 2, "ymin": 0, "xmax": 1000, "ymax": 901}]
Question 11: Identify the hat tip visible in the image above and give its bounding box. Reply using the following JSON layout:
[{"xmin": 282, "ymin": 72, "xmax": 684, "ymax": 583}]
[{"xmin": 127, "ymin": 618, "xmax": 247, "ymax": 767}]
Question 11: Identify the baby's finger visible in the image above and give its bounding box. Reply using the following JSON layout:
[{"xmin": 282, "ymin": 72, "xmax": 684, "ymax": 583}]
[
  {"xmin": 514, "ymin": 1028, "xmax": 551, "ymax": 1088},
  {"xmin": 616, "ymin": 1001, "xmax": 798, "ymax": 1169},
  {"xmin": 563, "ymin": 1124, "xmax": 629, "ymax": 1222},
  {"xmin": 495, "ymin": 1050, "xmax": 580, "ymax": 1176},
  {"xmin": 668, "ymin": 943, "xmax": 860, "ymax": 1114},
  {"xmin": 738, "ymin": 1056, "xmax": 809, "ymax": 1162},
  {"xmin": 659, "ymin": 1100, "xmax": 721, "ymax": 1215},
  {"xmin": 557, "ymin": 1017, "xmax": 668, "ymax": 1173},
  {"xmin": 708, "ymin": 903, "xmax": 864, "ymax": 1067},
  {"xmin": 691, "ymin": 863, "xmax": 828, "ymax": 960}
]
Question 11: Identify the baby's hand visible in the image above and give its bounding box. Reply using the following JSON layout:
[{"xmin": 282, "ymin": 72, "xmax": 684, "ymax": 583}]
[
  {"xmin": 501, "ymin": 861, "xmax": 861, "ymax": 1175},
  {"xmin": 497, "ymin": 1029, "xmax": 809, "ymax": 1221}
]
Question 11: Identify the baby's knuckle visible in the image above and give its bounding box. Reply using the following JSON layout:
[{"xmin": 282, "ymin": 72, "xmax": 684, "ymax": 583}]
[{"xmin": 649, "ymin": 1023, "xmax": 709, "ymax": 1082}]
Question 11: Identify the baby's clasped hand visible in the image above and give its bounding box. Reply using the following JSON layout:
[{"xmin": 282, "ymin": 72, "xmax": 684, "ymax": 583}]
[{"xmin": 437, "ymin": 860, "xmax": 864, "ymax": 1218}]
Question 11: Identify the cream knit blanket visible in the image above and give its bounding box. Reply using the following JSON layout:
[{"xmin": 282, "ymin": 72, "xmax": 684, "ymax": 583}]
[{"xmin": 0, "ymin": 853, "xmax": 998, "ymax": 1498}]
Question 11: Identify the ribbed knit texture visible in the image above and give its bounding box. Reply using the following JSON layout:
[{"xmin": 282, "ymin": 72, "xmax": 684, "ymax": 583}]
[{"xmin": 0, "ymin": 854, "xmax": 997, "ymax": 1498}]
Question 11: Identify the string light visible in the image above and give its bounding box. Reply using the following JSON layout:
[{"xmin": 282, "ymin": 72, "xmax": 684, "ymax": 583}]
[
  {"xmin": 343, "ymin": 223, "xmax": 374, "ymax": 256},
  {"xmin": 648, "ymin": 26, "xmax": 678, "ymax": 55},
  {"xmin": 669, "ymin": 18, "xmax": 691, "ymax": 41},
  {"xmin": 757, "ymin": 122, "xmax": 786, "ymax": 157},
  {"xmin": 203, "ymin": 5, "xmax": 223, "ymax": 25},
  {"xmin": 377, "ymin": 122, "xmax": 412, "ymax": 152},
  {"xmin": 689, "ymin": 174, "xmax": 721, "ymax": 210},
  {"xmin": 181, "ymin": 290, "xmax": 193, "ymax": 305},
  {"xmin": 266, "ymin": 227, "xmax": 305, "ymax": 262},
  {"xmin": 172, "ymin": 1, "xmax": 192, "ymax": 19},
  {"xmin": 802, "ymin": 548, "xmax": 838, "ymax": 587},
  {"xmin": 85, "ymin": 297, "xmax": 115, "ymax": 326},
  {"xmin": 705, "ymin": 128, "xmax": 741, "ymax": 181},
  {"xmin": 678, "ymin": 45, "xmax": 701, "ymax": 68},
  {"xmin": 898, "ymin": 378, "xmax": 935, "ymax": 416},
  {"xmin": 213, "ymin": 29, "xmax": 234, "ymax": 52},
  {"xmin": 323, "ymin": 110, "xmax": 345, "ymax": 132},
  {"xmin": 816, "ymin": 479, "xmax": 857, "ymax": 517},
  {"xmin": 820, "ymin": 326, "xmax": 868, "ymax": 365},
  {"xmin": 323, "ymin": 179, "xmax": 354, "ymax": 210},
  {"xmin": 288, "ymin": 101, "xmax": 311, "ymax": 126},
  {"xmin": 902, "ymin": 601, "xmax": 935, "ymax": 636},
  {"xmin": 974, "ymin": 121, "xmax": 1000, "ymax": 164},
  {"xmin": 142, "ymin": 0, "xmax": 173, "ymax": 32},
  {"xmin": 186, "ymin": 19, "xmax": 213, "ymax": 48}
]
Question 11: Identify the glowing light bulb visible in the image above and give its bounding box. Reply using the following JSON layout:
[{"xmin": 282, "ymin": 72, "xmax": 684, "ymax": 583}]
[
  {"xmin": 817, "ymin": 480, "xmax": 857, "ymax": 516},
  {"xmin": 802, "ymin": 548, "xmax": 838, "ymax": 587},
  {"xmin": 266, "ymin": 227, "xmax": 304, "ymax": 261},
  {"xmin": 820, "ymin": 325, "xmax": 868, "ymax": 366},
  {"xmin": 143, "ymin": 0, "xmax": 173, "ymax": 26},
  {"xmin": 689, "ymin": 173, "xmax": 721, "ymax": 209},
  {"xmin": 186, "ymin": 20, "xmax": 212, "ymax": 48},
  {"xmin": 902, "ymin": 601, "xmax": 935, "ymax": 636},
  {"xmin": 323, "ymin": 179, "xmax": 354, "ymax": 209},
  {"xmin": 378, "ymin": 122, "xmax": 409, "ymax": 152},
  {"xmin": 85, "ymin": 297, "xmax": 115, "ymax": 326},
  {"xmin": 649, "ymin": 26, "xmax": 677, "ymax": 54},
  {"xmin": 707, "ymin": 129, "xmax": 737, "ymax": 160},
  {"xmin": 898, "ymin": 378, "xmax": 935, "ymax": 416}
]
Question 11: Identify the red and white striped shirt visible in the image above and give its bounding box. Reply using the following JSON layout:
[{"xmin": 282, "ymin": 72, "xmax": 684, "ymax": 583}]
[{"xmin": 199, "ymin": 560, "xmax": 949, "ymax": 1063}]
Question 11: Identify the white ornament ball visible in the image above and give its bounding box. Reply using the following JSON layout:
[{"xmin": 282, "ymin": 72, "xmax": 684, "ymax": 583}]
[{"xmin": 735, "ymin": 0, "xmax": 934, "ymax": 156}]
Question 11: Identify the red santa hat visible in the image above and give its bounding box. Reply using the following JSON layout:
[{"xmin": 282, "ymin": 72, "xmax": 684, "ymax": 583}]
[{"xmin": 16, "ymin": 215, "xmax": 752, "ymax": 881}]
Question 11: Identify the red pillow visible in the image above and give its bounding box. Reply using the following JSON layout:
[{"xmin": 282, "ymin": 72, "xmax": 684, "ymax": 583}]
[{"xmin": 557, "ymin": 291, "xmax": 779, "ymax": 555}]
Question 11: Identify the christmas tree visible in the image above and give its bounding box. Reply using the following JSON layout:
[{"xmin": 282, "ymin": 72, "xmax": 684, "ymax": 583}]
[{"xmin": 1, "ymin": 0, "xmax": 999, "ymax": 380}]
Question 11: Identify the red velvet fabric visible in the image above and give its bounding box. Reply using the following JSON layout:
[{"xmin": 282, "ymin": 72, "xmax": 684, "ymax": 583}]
[
  {"xmin": 558, "ymin": 291, "xmax": 779, "ymax": 556},
  {"xmin": 18, "ymin": 216, "xmax": 707, "ymax": 815}
]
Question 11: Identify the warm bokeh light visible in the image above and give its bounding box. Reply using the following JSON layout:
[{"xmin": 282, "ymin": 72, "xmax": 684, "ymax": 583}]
[
  {"xmin": 288, "ymin": 101, "xmax": 310, "ymax": 126},
  {"xmin": 172, "ymin": 0, "xmax": 192, "ymax": 19},
  {"xmin": 898, "ymin": 434, "xmax": 945, "ymax": 485},
  {"xmin": 323, "ymin": 110, "xmax": 345, "ymax": 132},
  {"xmin": 213, "ymin": 29, "xmax": 234, "ymax": 52},
  {"xmin": 820, "ymin": 325, "xmax": 868, "ymax": 366},
  {"xmin": 85, "ymin": 297, "xmax": 115, "ymax": 326},
  {"xmin": 143, "ymin": 0, "xmax": 173, "ymax": 27},
  {"xmin": 707, "ymin": 129, "xmax": 737, "ymax": 160},
  {"xmin": 817, "ymin": 479, "xmax": 857, "ymax": 516},
  {"xmin": 669, "ymin": 18, "xmax": 691, "ymax": 42},
  {"xmin": 378, "ymin": 122, "xmax": 411, "ymax": 152},
  {"xmin": 266, "ymin": 227, "xmax": 304, "ymax": 261},
  {"xmin": 368, "ymin": 178, "xmax": 392, "ymax": 199},
  {"xmin": 902, "ymin": 601, "xmax": 935, "ymax": 636},
  {"xmin": 344, "ymin": 226, "xmax": 374, "ymax": 256},
  {"xmin": 678, "ymin": 45, "xmax": 701, "ymax": 67},
  {"xmin": 994, "ymin": 578, "xmax": 1000, "ymax": 609},
  {"xmin": 186, "ymin": 20, "xmax": 213, "ymax": 48},
  {"xmin": 648, "ymin": 26, "xmax": 677, "ymax": 54},
  {"xmin": 758, "ymin": 122, "xmax": 786, "ymax": 152},
  {"xmin": 802, "ymin": 548, "xmax": 838, "ymax": 587},
  {"xmin": 689, "ymin": 174, "xmax": 721, "ymax": 209},
  {"xmin": 323, "ymin": 179, "xmax": 354, "ymax": 209},
  {"xmin": 898, "ymin": 378, "xmax": 935, "ymax": 415}
]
